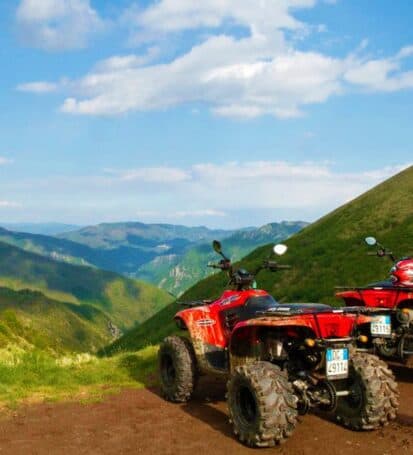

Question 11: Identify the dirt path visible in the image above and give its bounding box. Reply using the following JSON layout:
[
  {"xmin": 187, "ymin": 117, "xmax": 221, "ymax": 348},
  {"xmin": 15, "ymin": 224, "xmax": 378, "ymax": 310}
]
[{"xmin": 0, "ymin": 367, "xmax": 412, "ymax": 455}]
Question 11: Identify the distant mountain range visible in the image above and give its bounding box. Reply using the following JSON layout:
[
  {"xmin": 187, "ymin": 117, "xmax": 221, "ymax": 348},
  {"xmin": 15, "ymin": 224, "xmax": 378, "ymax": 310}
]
[
  {"xmin": 0, "ymin": 223, "xmax": 82, "ymax": 235},
  {"xmin": 0, "ymin": 221, "xmax": 307, "ymax": 296}
]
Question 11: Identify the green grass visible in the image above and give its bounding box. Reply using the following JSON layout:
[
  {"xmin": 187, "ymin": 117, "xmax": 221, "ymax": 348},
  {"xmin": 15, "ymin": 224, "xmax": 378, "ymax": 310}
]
[
  {"xmin": 0, "ymin": 287, "xmax": 114, "ymax": 352},
  {"xmin": 0, "ymin": 345, "xmax": 158, "ymax": 408},
  {"xmin": 105, "ymin": 165, "xmax": 413, "ymax": 355}
]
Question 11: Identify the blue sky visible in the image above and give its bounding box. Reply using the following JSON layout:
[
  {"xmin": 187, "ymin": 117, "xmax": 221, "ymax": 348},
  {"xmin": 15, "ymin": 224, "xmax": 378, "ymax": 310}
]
[{"xmin": 0, "ymin": 0, "xmax": 412, "ymax": 228}]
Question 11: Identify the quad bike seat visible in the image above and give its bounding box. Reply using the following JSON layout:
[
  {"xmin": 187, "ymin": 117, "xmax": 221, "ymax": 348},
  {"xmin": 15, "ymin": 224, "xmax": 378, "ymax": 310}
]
[{"xmin": 366, "ymin": 280, "xmax": 396, "ymax": 289}]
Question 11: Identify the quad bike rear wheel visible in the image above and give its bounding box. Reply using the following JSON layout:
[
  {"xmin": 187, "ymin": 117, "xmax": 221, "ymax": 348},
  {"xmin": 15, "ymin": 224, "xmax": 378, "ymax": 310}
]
[
  {"xmin": 335, "ymin": 353, "xmax": 399, "ymax": 430},
  {"xmin": 158, "ymin": 336, "xmax": 198, "ymax": 403},
  {"xmin": 227, "ymin": 361, "xmax": 298, "ymax": 447}
]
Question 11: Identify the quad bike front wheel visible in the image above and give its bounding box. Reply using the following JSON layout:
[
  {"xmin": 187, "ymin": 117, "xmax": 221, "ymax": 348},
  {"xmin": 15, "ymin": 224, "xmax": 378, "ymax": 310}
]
[
  {"xmin": 158, "ymin": 336, "xmax": 198, "ymax": 403},
  {"xmin": 227, "ymin": 361, "xmax": 298, "ymax": 447},
  {"xmin": 335, "ymin": 353, "xmax": 399, "ymax": 430}
]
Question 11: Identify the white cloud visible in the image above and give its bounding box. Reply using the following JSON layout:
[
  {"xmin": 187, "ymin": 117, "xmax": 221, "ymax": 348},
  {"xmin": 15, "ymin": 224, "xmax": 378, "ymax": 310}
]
[
  {"xmin": 0, "ymin": 157, "xmax": 12, "ymax": 165},
  {"xmin": 0, "ymin": 201, "xmax": 21, "ymax": 208},
  {"xmin": 17, "ymin": 1, "xmax": 413, "ymax": 117},
  {"xmin": 104, "ymin": 167, "xmax": 191, "ymax": 183},
  {"xmin": 58, "ymin": 42, "xmax": 345, "ymax": 117},
  {"xmin": 17, "ymin": 81, "xmax": 58, "ymax": 93},
  {"xmin": 136, "ymin": 209, "xmax": 227, "ymax": 219},
  {"xmin": 133, "ymin": 0, "xmax": 315, "ymax": 36},
  {"xmin": 93, "ymin": 48, "xmax": 160, "ymax": 73},
  {"xmin": 174, "ymin": 209, "xmax": 227, "ymax": 218},
  {"xmin": 16, "ymin": 0, "xmax": 104, "ymax": 51},
  {"xmin": 192, "ymin": 161, "xmax": 332, "ymax": 181},
  {"xmin": 344, "ymin": 49, "xmax": 413, "ymax": 92},
  {"xmin": 2, "ymin": 162, "xmax": 410, "ymax": 225},
  {"xmin": 96, "ymin": 161, "xmax": 412, "ymax": 215}
]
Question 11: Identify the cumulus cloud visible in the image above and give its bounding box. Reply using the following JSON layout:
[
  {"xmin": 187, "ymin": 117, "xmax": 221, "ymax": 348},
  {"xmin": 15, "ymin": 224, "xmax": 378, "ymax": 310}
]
[
  {"xmin": 58, "ymin": 41, "xmax": 346, "ymax": 117},
  {"xmin": 17, "ymin": 81, "xmax": 59, "ymax": 93},
  {"xmin": 131, "ymin": 0, "xmax": 315, "ymax": 36},
  {"xmin": 344, "ymin": 46, "xmax": 413, "ymax": 92},
  {"xmin": 16, "ymin": 0, "xmax": 104, "ymax": 51},
  {"xmin": 17, "ymin": 1, "xmax": 413, "ymax": 117},
  {"xmin": 93, "ymin": 47, "xmax": 160, "ymax": 72}
]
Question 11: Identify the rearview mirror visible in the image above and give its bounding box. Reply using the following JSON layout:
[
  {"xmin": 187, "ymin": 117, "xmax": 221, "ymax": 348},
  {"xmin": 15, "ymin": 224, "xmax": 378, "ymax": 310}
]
[
  {"xmin": 212, "ymin": 240, "xmax": 222, "ymax": 254},
  {"xmin": 273, "ymin": 244, "xmax": 288, "ymax": 256},
  {"xmin": 365, "ymin": 236, "xmax": 377, "ymax": 246}
]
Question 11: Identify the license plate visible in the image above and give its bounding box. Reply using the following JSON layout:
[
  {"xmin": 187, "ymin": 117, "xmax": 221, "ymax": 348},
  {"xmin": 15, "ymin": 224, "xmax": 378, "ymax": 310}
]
[
  {"xmin": 371, "ymin": 315, "xmax": 392, "ymax": 336},
  {"xmin": 326, "ymin": 348, "xmax": 349, "ymax": 379}
]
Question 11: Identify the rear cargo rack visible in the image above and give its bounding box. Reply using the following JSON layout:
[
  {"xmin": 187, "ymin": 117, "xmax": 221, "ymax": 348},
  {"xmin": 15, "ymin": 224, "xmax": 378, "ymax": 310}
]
[{"xmin": 336, "ymin": 286, "xmax": 413, "ymax": 292}]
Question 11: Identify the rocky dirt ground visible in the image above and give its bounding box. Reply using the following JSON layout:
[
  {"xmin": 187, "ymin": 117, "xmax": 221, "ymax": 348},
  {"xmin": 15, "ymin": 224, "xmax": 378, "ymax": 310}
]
[{"xmin": 0, "ymin": 366, "xmax": 411, "ymax": 455}]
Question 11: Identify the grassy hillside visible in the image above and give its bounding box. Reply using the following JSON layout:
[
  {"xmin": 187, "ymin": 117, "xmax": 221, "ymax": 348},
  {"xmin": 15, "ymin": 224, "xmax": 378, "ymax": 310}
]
[
  {"xmin": 105, "ymin": 165, "xmax": 413, "ymax": 354},
  {"xmin": 0, "ymin": 241, "xmax": 173, "ymax": 330},
  {"xmin": 0, "ymin": 287, "xmax": 112, "ymax": 352},
  {"xmin": 0, "ymin": 227, "xmax": 94, "ymax": 267}
]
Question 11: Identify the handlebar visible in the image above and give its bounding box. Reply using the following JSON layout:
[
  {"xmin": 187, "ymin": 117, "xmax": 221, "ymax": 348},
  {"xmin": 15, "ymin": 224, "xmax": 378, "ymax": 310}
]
[
  {"xmin": 366, "ymin": 249, "xmax": 395, "ymax": 261},
  {"xmin": 207, "ymin": 260, "xmax": 231, "ymax": 271},
  {"xmin": 207, "ymin": 240, "xmax": 292, "ymax": 291},
  {"xmin": 262, "ymin": 260, "xmax": 291, "ymax": 272}
]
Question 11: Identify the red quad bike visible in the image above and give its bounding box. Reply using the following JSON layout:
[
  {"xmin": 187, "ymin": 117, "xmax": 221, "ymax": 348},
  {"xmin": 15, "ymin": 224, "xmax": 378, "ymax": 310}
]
[
  {"xmin": 158, "ymin": 241, "xmax": 398, "ymax": 448},
  {"xmin": 336, "ymin": 236, "xmax": 413, "ymax": 364}
]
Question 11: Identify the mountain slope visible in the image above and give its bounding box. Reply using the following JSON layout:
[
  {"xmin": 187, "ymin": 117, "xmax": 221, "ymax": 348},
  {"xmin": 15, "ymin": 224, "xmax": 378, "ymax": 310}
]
[
  {"xmin": 0, "ymin": 241, "xmax": 173, "ymax": 330},
  {"xmin": 138, "ymin": 221, "xmax": 307, "ymax": 295},
  {"xmin": 0, "ymin": 227, "xmax": 95, "ymax": 267},
  {"xmin": 105, "ymin": 165, "xmax": 413, "ymax": 354},
  {"xmin": 0, "ymin": 287, "xmax": 112, "ymax": 352}
]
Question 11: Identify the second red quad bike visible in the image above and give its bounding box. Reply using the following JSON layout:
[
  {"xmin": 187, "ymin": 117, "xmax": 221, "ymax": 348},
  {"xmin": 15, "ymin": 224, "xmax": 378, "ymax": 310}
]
[
  {"xmin": 336, "ymin": 236, "xmax": 413, "ymax": 363},
  {"xmin": 158, "ymin": 241, "xmax": 399, "ymax": 448}
]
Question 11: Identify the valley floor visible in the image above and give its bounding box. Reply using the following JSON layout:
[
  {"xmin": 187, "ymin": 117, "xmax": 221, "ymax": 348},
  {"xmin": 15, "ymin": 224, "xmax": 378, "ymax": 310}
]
[{"xmin": 0, "ymin": 368, "xmax": 411, "ymax": 455}]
